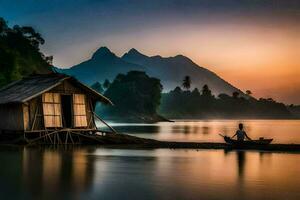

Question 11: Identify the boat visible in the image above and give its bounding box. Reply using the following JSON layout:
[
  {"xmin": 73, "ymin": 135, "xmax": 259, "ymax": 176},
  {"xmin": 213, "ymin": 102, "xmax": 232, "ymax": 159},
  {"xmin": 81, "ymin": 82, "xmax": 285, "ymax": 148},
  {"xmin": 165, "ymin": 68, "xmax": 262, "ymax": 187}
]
[{"xmin": 220, "ymin": 134, "xmax": 273, "ymax": 145}]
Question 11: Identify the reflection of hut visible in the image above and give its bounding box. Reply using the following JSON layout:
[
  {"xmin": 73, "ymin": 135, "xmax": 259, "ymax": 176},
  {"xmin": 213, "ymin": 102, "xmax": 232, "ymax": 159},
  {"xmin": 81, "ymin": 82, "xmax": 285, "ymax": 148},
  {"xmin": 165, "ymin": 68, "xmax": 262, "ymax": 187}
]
[
  {"xmin": 22, "ymin": 147, "xmax": 96, "ymax": 198},
  {"xmin": 0, "ymin": 74, "xmax": 114, "ymax": 144}
]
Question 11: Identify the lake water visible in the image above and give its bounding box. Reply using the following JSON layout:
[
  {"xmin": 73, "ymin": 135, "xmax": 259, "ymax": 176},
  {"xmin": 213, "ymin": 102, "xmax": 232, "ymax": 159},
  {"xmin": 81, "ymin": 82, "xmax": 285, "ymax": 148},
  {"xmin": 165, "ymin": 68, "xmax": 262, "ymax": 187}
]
[
  {"xmin": 0, "ymin": 147, "xmax": 300, "ymax": 200},
  {"xmin": 1, "ymin": 120, "xmax": 300, "ymax": 199},
  {"xmin": 100, "ymin": 119, "xmax": 300, "ymax": 144}
]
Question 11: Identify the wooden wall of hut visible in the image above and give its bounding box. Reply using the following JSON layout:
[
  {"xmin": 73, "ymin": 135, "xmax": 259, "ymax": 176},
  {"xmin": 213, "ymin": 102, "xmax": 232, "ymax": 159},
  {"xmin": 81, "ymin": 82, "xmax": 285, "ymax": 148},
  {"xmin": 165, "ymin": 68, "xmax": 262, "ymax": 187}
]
[
  {"xmin": 0, "ymin": 104, "xmax": 24, "ymax": 131},
  {"xmin": 26, "ymin": 97, "xmax": 44, "ymax": 131}
]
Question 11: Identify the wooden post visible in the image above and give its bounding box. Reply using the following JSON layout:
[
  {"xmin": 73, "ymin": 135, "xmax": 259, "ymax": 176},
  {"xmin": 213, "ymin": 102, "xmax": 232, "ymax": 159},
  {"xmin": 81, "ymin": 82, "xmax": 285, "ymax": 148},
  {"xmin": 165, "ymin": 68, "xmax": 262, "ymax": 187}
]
[
  {"xmin": 27, "ymin": 129, "xmax": 61, "ymax": 145},
  {"xmin": 65, "ymin": 131, "xmax": 69, "ymax": 144},
  {"xmin": 31, "ymin": 106, "xmax": 39, "ymax": 131},
  {"xmin": 69, "ymin": 131, "xmax": 75, "ymax": 144},
  {"xmin": 88, "ymin": 113, "xmax": 93, "ymax": 128},
  {"xmin": 93, "ymin": 112, "xmax": 117, "ymax": 134},
  {"xmin": 88, "ymin": 99, "xmax": 96, "ymax": 129}
]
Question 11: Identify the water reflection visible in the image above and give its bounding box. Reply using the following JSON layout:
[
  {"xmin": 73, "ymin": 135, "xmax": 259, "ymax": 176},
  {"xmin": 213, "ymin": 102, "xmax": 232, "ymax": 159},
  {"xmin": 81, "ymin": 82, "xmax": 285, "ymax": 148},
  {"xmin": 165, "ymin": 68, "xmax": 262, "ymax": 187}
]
[
  {"xmin": 237, "ymin": 151, "xmax": 246, "ymax": 179},
  {"xmin": 1, "ymin": 147, "xmax": 300, "ymax": 200},
  {"xmin": 22, "ymin": 147, "xmax": 96, "ymax": 199},
  {"xmin": 114, "ymin": 125, "xmax": 160, "ymax": 134},
  {"xmin": 202, "ymin": 126, "xmax": 210, "ymax": 134},
  {"xmin": 172, "ymin": 125, "xmax": 194, "ymax": 134},
  {"xmin": 103, "ymin": 120, "xmax": 300, "ymax": 143},
  {"xmin": 171, "ymin": 125, "xmax": 211, "ymax": 135},
  {"xmin": 224, "ymin": 150, "xmax": 246, "ymax": 180}
]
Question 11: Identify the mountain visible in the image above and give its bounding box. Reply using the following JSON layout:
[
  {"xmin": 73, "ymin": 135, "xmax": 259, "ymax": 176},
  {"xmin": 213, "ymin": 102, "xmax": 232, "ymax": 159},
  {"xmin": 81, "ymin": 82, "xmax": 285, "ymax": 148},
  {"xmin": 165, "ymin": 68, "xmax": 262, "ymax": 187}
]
[
  {"xmin": 122, "ymin": 48, "xmax": 242, "ymax": 95},
  {"xmin": 58, "ymin": 47, "xmax": 243, "ymax": 95},
  {"xmin": 56, "ymin": 47, "xmax": 146, "ymax": 85}
]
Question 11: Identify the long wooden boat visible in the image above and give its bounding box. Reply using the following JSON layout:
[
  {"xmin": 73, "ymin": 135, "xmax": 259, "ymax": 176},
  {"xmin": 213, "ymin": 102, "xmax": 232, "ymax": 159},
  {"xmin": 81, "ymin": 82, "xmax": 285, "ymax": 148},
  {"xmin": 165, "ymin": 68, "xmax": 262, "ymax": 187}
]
[{"xmin": 221, "ymin": 135, "xmax": 273, "ymax": 145}]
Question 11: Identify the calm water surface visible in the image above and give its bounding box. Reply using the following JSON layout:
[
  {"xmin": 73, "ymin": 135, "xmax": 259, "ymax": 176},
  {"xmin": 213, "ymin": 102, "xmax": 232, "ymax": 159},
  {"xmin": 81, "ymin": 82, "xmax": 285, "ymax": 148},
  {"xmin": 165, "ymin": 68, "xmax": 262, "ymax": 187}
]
[
  {"xmin": 0, "ymin": 147, "xmax": 300, "ymax": 200},
  {"xmin": 101, "ymin": 120, "xmax": 300, "ymax": 143},
  {"xmin": 1, "ymin": 120, "xmax": 300, "ymax": 199}
]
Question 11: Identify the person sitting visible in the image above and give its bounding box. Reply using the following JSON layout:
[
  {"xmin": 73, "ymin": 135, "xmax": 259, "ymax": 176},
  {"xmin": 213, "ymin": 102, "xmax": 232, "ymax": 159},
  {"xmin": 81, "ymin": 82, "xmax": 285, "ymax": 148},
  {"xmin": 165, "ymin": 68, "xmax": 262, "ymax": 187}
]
[{"xmin": 231, "ymin": 123, "xmax": 251, "ymax": 141}]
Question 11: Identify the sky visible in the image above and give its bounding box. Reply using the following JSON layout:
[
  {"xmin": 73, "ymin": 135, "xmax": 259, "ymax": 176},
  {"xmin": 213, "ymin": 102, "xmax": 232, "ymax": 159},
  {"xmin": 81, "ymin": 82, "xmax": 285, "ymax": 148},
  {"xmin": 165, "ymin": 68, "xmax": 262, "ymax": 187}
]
[{"xmin": 0, "ymin": 0, "xmax": 299, "ymax": 104}]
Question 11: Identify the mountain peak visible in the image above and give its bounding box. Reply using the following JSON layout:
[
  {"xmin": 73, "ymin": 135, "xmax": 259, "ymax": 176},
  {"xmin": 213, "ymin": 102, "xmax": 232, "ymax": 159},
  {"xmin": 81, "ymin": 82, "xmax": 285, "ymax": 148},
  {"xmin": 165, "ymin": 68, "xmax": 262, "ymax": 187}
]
[
  {"xmin": 172, "ymin": 54, "xmax": 195, "ymax": 64},
  {"xmin": 128, "ymin": 48, "xmax": 141, "ymax": 55},
  {"xmin": 122, "ymin": 48, "xmax": 148, "ymax": 60},
  {"xmin": 92, "ymin": 47, "xmax": 116, "ymax": 59}
]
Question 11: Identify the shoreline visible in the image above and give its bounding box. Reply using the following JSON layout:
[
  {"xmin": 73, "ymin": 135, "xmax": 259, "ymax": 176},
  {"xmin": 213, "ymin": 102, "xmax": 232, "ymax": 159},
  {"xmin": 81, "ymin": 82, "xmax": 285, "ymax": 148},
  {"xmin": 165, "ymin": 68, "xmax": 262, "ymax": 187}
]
[
  {"xmin": 78, "ymin": 133, "xmax": 300, "ymax": 152},
  {"xmin": 101, "ymin": 118, "xmax": 300, "ymax": 124},
  {"xmin": 2, "ymin": 133, "xmax": 299, "ymax": 153}
]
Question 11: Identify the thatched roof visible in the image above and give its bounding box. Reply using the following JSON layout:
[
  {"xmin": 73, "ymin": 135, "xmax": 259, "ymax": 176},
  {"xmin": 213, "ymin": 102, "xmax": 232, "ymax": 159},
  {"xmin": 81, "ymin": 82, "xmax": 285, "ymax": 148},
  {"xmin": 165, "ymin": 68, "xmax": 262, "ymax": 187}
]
[{"xmin": 0, "ymin": 73, "xmax": 113, "ymax": 105}]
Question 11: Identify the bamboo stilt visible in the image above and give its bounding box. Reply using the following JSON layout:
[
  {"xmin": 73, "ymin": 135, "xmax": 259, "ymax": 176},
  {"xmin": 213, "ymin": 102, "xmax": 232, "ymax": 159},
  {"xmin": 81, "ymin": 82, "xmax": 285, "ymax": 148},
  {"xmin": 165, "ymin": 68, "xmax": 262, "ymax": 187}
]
[
  {"xmin": 69, "ymin": 132, "xmax": 75, "ymax": 144},
  {"xmin": 65, "ymin": 131, "xmax": 69, "ymax": 144},
  {"xmin": 93, "ymin": 112, "xmax": 117, "ymax": 134},
  {"xmin": 31, "ymin": 106, "xmax": 39, "ymax": 131}
]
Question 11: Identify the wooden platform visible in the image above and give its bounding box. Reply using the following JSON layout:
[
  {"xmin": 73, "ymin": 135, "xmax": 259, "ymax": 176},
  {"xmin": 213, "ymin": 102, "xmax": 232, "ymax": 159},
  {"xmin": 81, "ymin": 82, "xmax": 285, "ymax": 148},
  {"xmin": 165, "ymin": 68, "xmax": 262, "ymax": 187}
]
[{"xmin": 0, "ymin": 128, "xmax": 114, "ymax": 145}]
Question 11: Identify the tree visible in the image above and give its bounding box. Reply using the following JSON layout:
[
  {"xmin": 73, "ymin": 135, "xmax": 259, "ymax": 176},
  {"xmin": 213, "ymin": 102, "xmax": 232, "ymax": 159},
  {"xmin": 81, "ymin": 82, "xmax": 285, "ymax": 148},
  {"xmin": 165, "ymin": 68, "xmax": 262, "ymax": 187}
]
[
  {"xmin": 91, "ymin": 82, "xmax": 104, "ymax": 94},
  {"xmin": 191, "ymin": 88, "xmax": 200, "ymax": 96},
  {"xmin": 172, "ymin": 86, "xmax": 183, "ymax": 95},
  {"xmin": 246, "ymin": 90, "xmax": 252, "ymax": 96},
  {"xmin": 103, "ymin": 79, "xmax": 111, "ymax": 89},
  {"xmin": 266, "ymin": 98, "xmax": 275, "ymax": 102},
  {"xmin": 13, "ymin": 25, "xmax": 45, "ymax": 49},
  {"xmin": 100, "ymin": 71, "xmax": 163, "ymax": 117},
  {"xmin": 232, "ymin": 91, "xmax": 240, "ymax": 99},
  {"xmin": 182, "ymin": 76, "xmax": 191, "ymax": 91},
  {"xmin": 0, "ymin": 17, "xmax": 8, "ymax": 34},
  {"xmin": 202, "ymin": 84, "xmax": 212, "ymax": 96},
  {"xmin": 218, "ymin": 93, "xmax": 230, "ymax": 100}
]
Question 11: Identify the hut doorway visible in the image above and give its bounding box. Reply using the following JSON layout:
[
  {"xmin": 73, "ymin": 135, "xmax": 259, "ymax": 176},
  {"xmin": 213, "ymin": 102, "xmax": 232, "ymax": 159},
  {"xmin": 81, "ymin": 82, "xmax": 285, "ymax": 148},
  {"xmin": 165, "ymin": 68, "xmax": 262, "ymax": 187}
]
[{"xmin": 61, "ymin": 95, "xmax": 72, "ymax": 128}]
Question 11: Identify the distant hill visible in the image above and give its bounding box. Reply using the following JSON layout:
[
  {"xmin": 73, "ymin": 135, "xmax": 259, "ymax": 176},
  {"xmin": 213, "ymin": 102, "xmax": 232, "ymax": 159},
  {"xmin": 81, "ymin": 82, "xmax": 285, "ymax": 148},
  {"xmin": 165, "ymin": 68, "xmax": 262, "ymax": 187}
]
[
  {"xmin": 56, "ymin": 47, "xmax": 146, "ymax": 85},
  {"xmin": 57, "ymin": 46, "xmax": 243, "ymax": 95}
]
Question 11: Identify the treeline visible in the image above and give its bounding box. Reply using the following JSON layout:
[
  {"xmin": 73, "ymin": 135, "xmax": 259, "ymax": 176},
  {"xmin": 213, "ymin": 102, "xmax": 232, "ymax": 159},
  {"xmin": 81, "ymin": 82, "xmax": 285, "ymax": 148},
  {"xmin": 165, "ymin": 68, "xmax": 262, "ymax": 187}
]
[
  {"xmin": 289, "ymin": 105, "xmax": 300, "ymax": 118},
  {"xmin": 159, "ymin": 85, "xmax": 294, "ymax": 119},
  {"xmin": 92, "ymin": 73, "xmax": 297, "ymax": 121},
  {"xmin": 0, "ymin": 17, "xmax": 51, "ymax": 87}
]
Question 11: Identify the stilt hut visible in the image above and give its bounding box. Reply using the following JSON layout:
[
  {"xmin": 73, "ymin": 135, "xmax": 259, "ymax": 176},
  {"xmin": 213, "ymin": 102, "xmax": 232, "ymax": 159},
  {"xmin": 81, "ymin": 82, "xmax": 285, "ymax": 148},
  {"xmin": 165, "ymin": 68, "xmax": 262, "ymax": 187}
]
[{"xmin": 0, "ymin": 73, "xmax": 114, "ymax": 144}]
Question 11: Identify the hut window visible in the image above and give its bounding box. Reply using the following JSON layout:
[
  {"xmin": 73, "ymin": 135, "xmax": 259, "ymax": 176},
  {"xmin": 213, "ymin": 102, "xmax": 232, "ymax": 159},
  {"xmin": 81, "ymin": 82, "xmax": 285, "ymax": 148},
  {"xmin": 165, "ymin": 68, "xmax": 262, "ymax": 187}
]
[
  {"xmin": 23, "ymin": 104, "xmax": 30, "ymax": 131},
  {"xmin": 73, "ymin": 94, "xmax": 87, "ymax": 127},
  {"xmin": 42, "ymin": 93, "xmax": 62, "ymax": 128}
]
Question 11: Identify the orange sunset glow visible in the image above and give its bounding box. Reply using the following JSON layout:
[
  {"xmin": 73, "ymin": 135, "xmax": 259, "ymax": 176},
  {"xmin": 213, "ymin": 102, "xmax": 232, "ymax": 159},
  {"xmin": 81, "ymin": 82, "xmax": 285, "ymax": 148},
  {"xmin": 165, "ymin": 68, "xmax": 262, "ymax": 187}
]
[
  {"xmin": 100, "ymin": 21, "xmax": 299, "ymax": 104},
  {"xmin": 2, "ymin": 1, "xmax": 298, "ymax": 103}
]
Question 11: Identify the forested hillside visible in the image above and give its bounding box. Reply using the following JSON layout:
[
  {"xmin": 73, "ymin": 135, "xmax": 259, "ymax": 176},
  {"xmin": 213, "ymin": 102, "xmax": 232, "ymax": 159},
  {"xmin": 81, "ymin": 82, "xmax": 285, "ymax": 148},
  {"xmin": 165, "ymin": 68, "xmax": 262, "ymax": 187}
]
[{"xmin": 0, "ymin": 17, "xmax": 51, "ymax": 87}]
